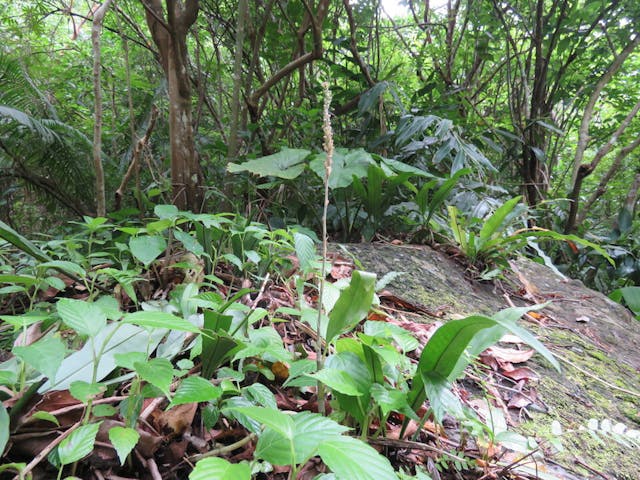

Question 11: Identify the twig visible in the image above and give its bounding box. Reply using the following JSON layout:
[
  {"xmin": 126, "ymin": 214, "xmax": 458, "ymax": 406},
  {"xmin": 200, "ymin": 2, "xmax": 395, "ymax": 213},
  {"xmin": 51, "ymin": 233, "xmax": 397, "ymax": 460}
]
[
  {"xmin": 44, "ymin": 395, "xmax": 128, "ymax": 418},
  {"xmin": 367, "ymin": 437, "xmax": 470, "ymax": 461},
  {"xmin": 188, "ymin": 433, "xmax": 257, "ymax": 462},
  {"xmin": 16, "ymin": 421, "xmax": 81, "ymax": 479}
]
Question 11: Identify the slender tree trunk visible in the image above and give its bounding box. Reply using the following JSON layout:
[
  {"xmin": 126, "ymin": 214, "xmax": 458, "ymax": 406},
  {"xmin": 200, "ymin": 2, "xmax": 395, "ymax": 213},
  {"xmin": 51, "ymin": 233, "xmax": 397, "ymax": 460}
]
[
  {"xmin": 228, "ymin": 0, "xmax": 248, "ymax": 160},
  {"xmin": 92, "ymin": 0, "xmax": 114, "ymax": 217},
  {"xmin": 142, "ymin": 0, "xmax": 202, "ymax": 212}
]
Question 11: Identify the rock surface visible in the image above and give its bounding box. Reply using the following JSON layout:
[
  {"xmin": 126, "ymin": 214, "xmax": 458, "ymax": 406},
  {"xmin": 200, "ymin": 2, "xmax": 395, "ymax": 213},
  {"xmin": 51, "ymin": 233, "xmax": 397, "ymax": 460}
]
[{"xmin": 340, "ymin": 243, "xmax": 640, "ymax": 480}]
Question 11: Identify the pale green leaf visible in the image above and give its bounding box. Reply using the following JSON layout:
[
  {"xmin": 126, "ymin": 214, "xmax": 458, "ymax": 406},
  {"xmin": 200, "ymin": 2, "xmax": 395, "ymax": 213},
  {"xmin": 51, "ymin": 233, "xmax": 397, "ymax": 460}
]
[
  {"xmin": 189, "ymin": 457, "xmax": 251, "ymax": 480},
  {"xmin": 13, "ymin": 335, "xmax": 66, "ymax": 382},
  {"xmin": 41, "ymin": 323, "xmax": 167, "ymax": 392},
  {"xmin": 227, "ymin": 148, "xmax": 310, "ymax": 179},
  {"xmin": 129, "ymin": 235, "xmax": 167, "ymax": 267},
  {"xmin": 309, "ymin": 369, "xmax": 364, "ymax": 396},
  {"xmin": 57, "ymin": 298, "xmax": 107, "ymax": 338},
  {"xmin": 108, "ymin": 426, "xmax": 139, "ymax": 466},
  {"xmin": 123, "ymin": 311, "xmax": 200, "ymax": 333},
  {"xmin": 318, "ymin": 436, "xmax": 397, "ymax": 480}
]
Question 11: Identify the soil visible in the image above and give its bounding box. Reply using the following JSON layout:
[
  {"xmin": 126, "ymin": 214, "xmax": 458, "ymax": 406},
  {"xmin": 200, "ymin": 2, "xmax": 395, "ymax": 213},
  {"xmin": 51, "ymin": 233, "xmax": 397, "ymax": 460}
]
[{"xmin": 339, "ymin": 243, "xmax": 640, "ymax": 480}]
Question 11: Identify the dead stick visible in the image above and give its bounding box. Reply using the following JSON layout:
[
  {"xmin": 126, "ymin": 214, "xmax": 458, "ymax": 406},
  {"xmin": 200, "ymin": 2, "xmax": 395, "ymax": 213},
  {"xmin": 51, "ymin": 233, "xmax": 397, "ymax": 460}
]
[
  {"xmin": 16, "ymin": 421, "xmax": 81, "ymax": 479},
  {"xmin": 115, "ymin": 105, "xmax": 158, "ymax": 209}
]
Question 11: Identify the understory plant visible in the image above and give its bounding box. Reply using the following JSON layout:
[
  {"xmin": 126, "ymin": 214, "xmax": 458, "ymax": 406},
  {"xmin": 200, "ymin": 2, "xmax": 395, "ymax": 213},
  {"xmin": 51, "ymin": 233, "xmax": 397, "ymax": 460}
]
[{"xmin": 0, "ymin": 208, "xmax": 562, "ymax": 479}]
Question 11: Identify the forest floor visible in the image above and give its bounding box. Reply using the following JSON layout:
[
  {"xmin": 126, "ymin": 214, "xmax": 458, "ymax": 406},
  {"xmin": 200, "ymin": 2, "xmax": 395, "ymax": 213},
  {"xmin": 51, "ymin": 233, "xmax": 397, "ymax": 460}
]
[{"xmin": 345, "ymin": 243, "xmax": 640, "ymax": 480}]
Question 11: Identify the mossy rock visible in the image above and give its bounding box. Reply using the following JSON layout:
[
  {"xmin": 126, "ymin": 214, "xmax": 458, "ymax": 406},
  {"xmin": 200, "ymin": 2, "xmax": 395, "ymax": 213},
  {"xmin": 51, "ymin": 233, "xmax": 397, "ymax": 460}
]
[{"xmin": 339, "ymin": 243, "xmax": 640, "ymax": 480}]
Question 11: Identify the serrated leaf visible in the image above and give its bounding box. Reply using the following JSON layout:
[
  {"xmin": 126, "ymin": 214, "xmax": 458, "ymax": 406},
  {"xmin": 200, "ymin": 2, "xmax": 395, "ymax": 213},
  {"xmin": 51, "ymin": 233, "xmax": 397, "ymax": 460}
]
[
  {"xmin": 123, "ymin": 311, "xmax": 200, "ymax": 333},
  {"xmin": 57, "ymin": 298, "xmax": 106, "ymax": 338},
  {"xmin": 13, "ymin": 335, "xmax": 66, "ymax": 382},
  {"xmin": 168, "ymin": 376, "xmax": 221, "ymax": 408},
  {"xmin": 318, "ymin": 435, "xmax": 396, "ymax": 480},
  {"xmin": 108, "ymin": 426, "xmax": 139, "ymax": 465},
  {"xmin": 69, "ymin": 381, "xmax": 105, "ymax": 404},
  {"xmin": 129, "ymin": 235, "xmax": 167, "ymax": 267},
  {"xmin": 134, "ymin": 358, "xmax": 174, "ymax": 396},
  {"xmin": 58, "ymin": 422, "xmax": 102, "ymax": 465},
  {"xmin": 189, "ymin": 457, "xmax": 251, "ymax": 480}
]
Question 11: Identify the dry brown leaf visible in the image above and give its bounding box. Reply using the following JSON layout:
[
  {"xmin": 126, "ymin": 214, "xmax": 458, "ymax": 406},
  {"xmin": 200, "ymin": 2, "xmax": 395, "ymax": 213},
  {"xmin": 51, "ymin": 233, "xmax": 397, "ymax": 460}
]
[
  {"xmin": 502, "ymin": 367, "xmax": 538, "ymax": 382},
  {"xmin": 485, "ymin": 346, "xmax": 535, "ymax": 364},
  {"xmin": 157, "ymin": 402, "xmax": 197, "ymax": 436}
]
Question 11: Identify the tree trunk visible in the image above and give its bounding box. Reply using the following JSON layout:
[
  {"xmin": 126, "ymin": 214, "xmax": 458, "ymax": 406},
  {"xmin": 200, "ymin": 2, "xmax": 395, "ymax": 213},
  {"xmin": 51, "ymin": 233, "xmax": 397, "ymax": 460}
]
[
  {"xmin": 228, "ymin": 0, "xmax": 248, "ymax": 161},
  {"xmin": 142, "ymin": 0, "xmax": 202, "ymax": 212},
  {"xmin": 92, "ymin": 0, "xmax": 114, "ymax": 217}
]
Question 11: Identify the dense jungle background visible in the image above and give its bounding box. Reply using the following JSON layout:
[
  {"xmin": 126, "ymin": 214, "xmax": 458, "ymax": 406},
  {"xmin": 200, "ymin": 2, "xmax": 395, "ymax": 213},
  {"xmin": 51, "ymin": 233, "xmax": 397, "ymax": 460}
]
[{"xmin": 0, "ymin": 1, "xmax": 639, "ymax": 479}]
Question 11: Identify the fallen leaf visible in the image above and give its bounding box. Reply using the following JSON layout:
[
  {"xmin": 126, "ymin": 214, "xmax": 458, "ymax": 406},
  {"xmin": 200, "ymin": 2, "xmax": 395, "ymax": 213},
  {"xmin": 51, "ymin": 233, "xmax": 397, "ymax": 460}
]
[
  {"xmin": 157, "ymin": 402, "xmax": 197, "ymax": 436},
  {"xmin": 485, "ymin": 346, "xmax": 535, "ymax": 364},
  {"xmin": 502, "ymin": 367, "xmax": 538, "ymax": 382}
]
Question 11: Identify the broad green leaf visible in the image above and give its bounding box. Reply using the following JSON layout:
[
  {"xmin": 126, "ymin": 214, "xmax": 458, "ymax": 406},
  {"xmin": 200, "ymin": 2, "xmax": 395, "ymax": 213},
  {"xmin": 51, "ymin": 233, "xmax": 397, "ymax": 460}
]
[
  {"xmin": 291, "ymin": 412, "xmax": 349, "ymax": 462},
  {"xmin": 58, "ymin": 422, "xmax": 102, "ymax": 465},
  {"xmin": 174, "ymin": 229, "xmax": 204, "ymax": 256},
  {"xmin": 189, "ymin": 457, "xmax": 251, "ymax": 480},
  {"xmin": 256, "ymin": 411, "xmax": 349, "ymax": 465},
  {"xmin": 370, "ymin": 384, "xmax": 418, "ymax": 420},
  {"xmin": 0, "ymin": 274, "xmax": 39, "ymax": 287},
  {"xmin": 364, "ymin": 321, "xmax": 419, "ymax": 352},
  {"xmin": 422, "ymin": 371, "xmax": 464, "ymax": 423},
  {"xmin": 108, "ymin": 426, "xmax": 139, "ymax": 465},
  {"xmin": 129, "ymin": 235, "xmax": 167, "ymax": 267},
  {"xmin": 30, "ymin": 411, "xmax": 60, "ymax": 425},
  {"xmin": 13, "ymin": 335, "xmax": 66, "ymax": 382},
  {"xmin": 0, "ymin": 404, "xmax": 8, "ymax": 455},
  {"xmin": 293, "ymin": 232, "xmax": 316, "ymax": 273},
  {"xmin": 154, "ymin": 204, "xmax": 180, "ymax": 220},
  {"xmin": 41, "ymin": 323, "xmax": 167, "ymax": 392},
  {"xmin": 229, "ymin": 406, "xmax": 295, "ymax": 439},
  {"xmin": 38, "ymin": 261, "xmax": 86, "ymax": 278},
  {"xmin": 325, "ymin": 271, "xmax": 376, "ymax": 341},
  {"xmin": 57, "ymin": 298, "xmax": 106, "ymax": 338},
  {"xmin": 318, "ymin": 435, "xmax": 397, "ymax": 480},
  {"xmin": 611, "ymin": 286, "xmax": 640, "ymax": 316},
  {"xmin": 168, "ymin": 376, "xmax": 221, "ymax": 408},
  {"xmin": 243, "ymin": 383, "xmax": 277, "ymax": 409},
  {"xmin": 0, "ymin": 220, "xmax": 51, "ymax": 262},
  {"xmin": 134, "ymin": 358, "xmax": 174, "ymax": 396},
  {"xmin": 227, "ymin": 148, "xmax": 310, "ymax": 179},
  {"xmin": 69, "ymin": 381, "xmax": 105, "ymax": 404},
  {"xmin": 309, "ymin": 148, "xmax": 376, "ymax": 189},
  {"xmin": 309, "ymin": 369, "xmax": 365, "ymax": 396},
  {"xmin": 123, "ymin": 311, "xmax": 200, "ymax": 333},
  {"xmin": 0, "ymin": 314, "xmax": 50, "ymax": 329}
]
